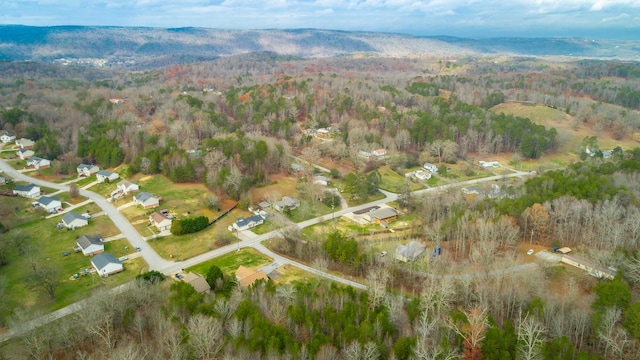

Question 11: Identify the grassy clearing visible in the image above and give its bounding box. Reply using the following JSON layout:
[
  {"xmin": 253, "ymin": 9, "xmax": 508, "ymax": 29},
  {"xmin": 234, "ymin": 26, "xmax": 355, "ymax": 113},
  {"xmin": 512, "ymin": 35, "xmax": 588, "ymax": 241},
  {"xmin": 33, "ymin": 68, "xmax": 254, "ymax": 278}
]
[
  {"xmin": 2, "ymin": 211, "xmax": 131, "ymax": 313},
  {"xmin": 273, "ymin": 264, "xmax": 318, "ymax": 284},
  {"xmin": 148, "ymin": 209, "xmax": 240, "ymax": 260},
  {"xmin": 186, "ymin": 248, "xmax": 273, "ymax": 276},
  {"xmin": 377, "ymin": 166, "xmax": 423, "ymax": 192}
]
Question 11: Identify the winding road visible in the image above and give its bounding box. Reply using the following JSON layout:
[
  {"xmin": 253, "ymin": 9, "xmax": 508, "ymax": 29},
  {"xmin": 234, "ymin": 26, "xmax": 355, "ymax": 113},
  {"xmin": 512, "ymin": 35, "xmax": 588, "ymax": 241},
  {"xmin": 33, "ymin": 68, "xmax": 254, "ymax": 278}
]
[{"xmin": 0, "ymin": 157, "xmax": 533, "ymax": 342}]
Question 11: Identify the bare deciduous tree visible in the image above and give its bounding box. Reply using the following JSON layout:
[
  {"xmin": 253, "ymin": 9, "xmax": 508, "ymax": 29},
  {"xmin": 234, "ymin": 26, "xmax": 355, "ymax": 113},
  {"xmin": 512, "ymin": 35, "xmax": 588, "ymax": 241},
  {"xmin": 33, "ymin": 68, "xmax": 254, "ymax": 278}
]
[
  {"xmin": 188, "ymin": 314, "xmax": 224, "ymax": 360},
  {"xmin": 517, "ymin": 315, "xmax": 546, "ymax": 360}
]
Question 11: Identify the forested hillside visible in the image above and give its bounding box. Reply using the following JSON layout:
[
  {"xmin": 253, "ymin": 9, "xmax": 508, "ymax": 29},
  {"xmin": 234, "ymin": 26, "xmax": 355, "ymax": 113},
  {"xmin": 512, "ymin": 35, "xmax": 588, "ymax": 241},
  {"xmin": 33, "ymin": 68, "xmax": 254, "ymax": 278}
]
[{"xmin": 1, "ymin": 51, "xmax": 640, "ymax": 359}]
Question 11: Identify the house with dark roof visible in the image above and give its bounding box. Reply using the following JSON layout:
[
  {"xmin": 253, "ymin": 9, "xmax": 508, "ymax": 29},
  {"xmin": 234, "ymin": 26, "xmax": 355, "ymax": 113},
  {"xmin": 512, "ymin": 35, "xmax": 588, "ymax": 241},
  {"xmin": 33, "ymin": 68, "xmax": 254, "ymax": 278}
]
[
  {"xmin": 62, "ymin": 212, "xmax": 89, "ymax": 229},
  {"xmin": 35, "ymin": 195, "xmax": 62, "ymax": 213},
  {"xmin": 13, "ymin": 183, "xmax": 40, "ymax": 198},
  {"xmin": 395, "ymin": 241, "xmax": 426, "ymax": 262},
  {"xmin": 233, "ymin": 215, "xmax": 265, "ymax": 231},
  {"xmin": 76, "ymin": 234, "xmax": 104, "ymax": 256},
  {"xmin": 134, "ymin": 191, "xmax": 160, "ymax": 209},
  {"xmin": 96, "ymin": 170, "xmax": 119, "ymax": 183},
  {"xmin": 91, "ymin": 253, "xmax": 123, "ymax": 277},
  {"xmin": 26, "ymin": 157, "xmax": 51, "ymax": 169},
  {"xmin": 16, "ymin": 148, "xmax": 34, "ymax": 160}
]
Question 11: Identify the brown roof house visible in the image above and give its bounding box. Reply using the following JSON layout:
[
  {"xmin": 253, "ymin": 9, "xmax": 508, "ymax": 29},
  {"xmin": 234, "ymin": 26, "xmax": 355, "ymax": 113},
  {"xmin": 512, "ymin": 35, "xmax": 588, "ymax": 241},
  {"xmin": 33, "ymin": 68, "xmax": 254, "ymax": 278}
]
[
  {"xmin": 365, "ymin": 207, "xmax": 398, "ymax": 224},
  {"xmin": 235, "ymin": 265, "xmax": 268, "ymax": 289},
  {"xmin": 149, "ymin": 212, "xmax": 172, "ymax": 232},
  {"xmin": 183, "ymin": 272, "xmax": 211, "ymax": 293}
]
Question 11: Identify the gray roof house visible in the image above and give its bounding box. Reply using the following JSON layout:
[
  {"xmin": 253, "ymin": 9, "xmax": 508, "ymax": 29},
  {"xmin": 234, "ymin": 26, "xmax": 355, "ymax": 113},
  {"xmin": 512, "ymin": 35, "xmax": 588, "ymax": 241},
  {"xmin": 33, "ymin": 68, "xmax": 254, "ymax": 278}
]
[
  {"xmin": 36, "ymin": 195, "xmax": 62, "ymax": 213},
  {"xmin": 13, "ymin": 183, "xmax": 40, "ymax": 198},
  {"xmin": 91, "ymin": 253, "xmax": 123, "ymax": 277},
  {"xmin": 274, "ymin": 196, "xmax": 301, "ymax": 212},
  {"xmin": 15, "ymin": 138, "xmax": 35, "ymax": 149},
  {"xmin": 26, "ymin": 157, "xmax": 51, "ymax": 169},
  {"xmin": 134, "ymin": 191, "xmax": 160, "ymax": 209},
  {"xmin": 96, "ymin": 170, "xmax": 119, "ymax": 183},
  {"xmin": 62, "ymin": 212, "xmax": 89, "ymax": 229},
  {"xmin": 365, "ymin": 207, "xmax": 398, "ymax": 224},
  {"xmin": 76, "ymin": 164, "xmax": 100, "ymax": 177},
  {"xmin": 233, "ymin": 215, "xmax": 265, "ymax": 231},
  {"xmin": 395, "ymin": 241, "xmax": 426, "ymax": 262},
  {"xmin": 77, "ymin": 234, "xmax": 104, "ymax": 256},
  {"xmin": 16, "ymin": 148, "xmax": 34, "ymax": 160}
]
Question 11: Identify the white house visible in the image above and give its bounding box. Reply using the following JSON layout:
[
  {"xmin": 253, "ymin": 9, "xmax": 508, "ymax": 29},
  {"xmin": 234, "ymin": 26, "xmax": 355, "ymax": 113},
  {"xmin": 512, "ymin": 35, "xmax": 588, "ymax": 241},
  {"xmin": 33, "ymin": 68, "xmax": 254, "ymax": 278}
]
[
  {"xmin": 274, "ymin": 196, "xmax": 301, "ymax": 212},
  {"xmin": 13, "ymin": 183, "xmax": 40, "ymax": 198},
  {"xmin": 61, "ymin": 212, "xmax": 89, "ymax": 229},
  {"xmin": 395, "ymin": 241, "xmax": 426, "ymax": 262},
  {"xmin": 134, "ymin": 191, "xmax": 160, "ymax": 209},
  {"xmin": 423, "ymin": 163, "xmax": 438, "ymax": 173},
  {"xmin": 26, "ymin": 157, "xmax": 51, "ymax": 169},
  {"xmin": 479, "ymin": 161, "xmax": 500, "ymax": 168},
  {"xmin": 0, "ymin": 132, "xmax": 16, "ymax": 143},
  {"xmin": 15, "ymin": 138, "xmax": 35, "ymax": 149},
  {"xmin": 116, "ymin": 180, "xmax": 139, "ymax": 194},
  {"xmin": 91, "ymin": 253, "xmax": 123, "ymax": 277},
  {"xmin": 35, "ymin": 195, "xmax": 62, "ymax": 213},
  {"xmin": 96, "ymin": 170, "xmax": 119, "ymax": 183},
  {"xmin": 16, "ymin": 148, "xmax": 34, "ymax": 160},
  {"xmin": 76, "ymin": 164, "xmax": 100, "ymax": 177},
  {"xmin": 313, "ymin": 175, "xmax": 330, "ymax": 186},
  {"xmin": 76, "ymin": 234, "xmax": 104, "ymax": 256},
  {"xmin": 149, "ymin": 212, "xmax": 172, "ymax": 231},
  {"xmin": 233, "ymin": 215, "xmax": 265, "ymax": 231},
  {"xmin": 414, "ymin": 170, "xmax": 431, "ymax": 180}
]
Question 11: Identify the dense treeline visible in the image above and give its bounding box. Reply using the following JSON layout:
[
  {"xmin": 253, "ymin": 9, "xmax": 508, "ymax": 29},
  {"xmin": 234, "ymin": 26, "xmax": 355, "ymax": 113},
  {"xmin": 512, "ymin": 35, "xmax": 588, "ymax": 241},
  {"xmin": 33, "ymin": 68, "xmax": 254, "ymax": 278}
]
[
  {"xmin": 170, "ymin": 215, "xmax": 209, "ymax": 235},
  {"xmin": 7, "ymin": 268, "xmax": 634, "ymax": 359}
]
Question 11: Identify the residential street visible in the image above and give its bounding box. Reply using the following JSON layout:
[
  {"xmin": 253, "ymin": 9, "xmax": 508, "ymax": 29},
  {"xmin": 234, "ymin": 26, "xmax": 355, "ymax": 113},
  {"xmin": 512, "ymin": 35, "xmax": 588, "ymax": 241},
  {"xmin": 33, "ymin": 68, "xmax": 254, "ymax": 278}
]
[{"xmin": 0, "ymin": 158, "xmax": 534, "ymax": 343}]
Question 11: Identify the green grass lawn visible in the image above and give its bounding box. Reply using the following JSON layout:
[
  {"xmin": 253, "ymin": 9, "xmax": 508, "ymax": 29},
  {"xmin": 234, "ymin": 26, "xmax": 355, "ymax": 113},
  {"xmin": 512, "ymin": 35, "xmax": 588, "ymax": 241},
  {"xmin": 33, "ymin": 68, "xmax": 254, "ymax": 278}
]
[
  {"xmin": 147, "ymin": 207, "xmax": 247, "ymax": 261},
  {"xmin": 1, "ymin": 212, "xmax": 132, "ymax": 313},
  {"xmin": 287, "ymin": 200, "xmax": 334, "ymax": 222},
  {"xmin": 186, "ymin": 248, "xmax": 273, "ymax": 276},
  {"xmin": 75, "ymin": 176, "xmax": 96, "ymax": 187},
  {"xmin": 342, "ymin": 190, "xmax": 386, "ymax": 207},
  {"xmin": 377, "ymin": 166, "xmax": 423, "ymax": 192}
]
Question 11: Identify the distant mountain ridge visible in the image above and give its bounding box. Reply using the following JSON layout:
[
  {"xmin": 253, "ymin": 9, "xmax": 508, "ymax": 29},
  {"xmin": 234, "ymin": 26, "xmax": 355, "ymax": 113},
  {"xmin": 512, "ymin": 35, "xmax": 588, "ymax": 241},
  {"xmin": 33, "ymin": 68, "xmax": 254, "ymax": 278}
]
[{"xmin": 0, "ymin": 25, "xmax": 638, "ymax": 68}]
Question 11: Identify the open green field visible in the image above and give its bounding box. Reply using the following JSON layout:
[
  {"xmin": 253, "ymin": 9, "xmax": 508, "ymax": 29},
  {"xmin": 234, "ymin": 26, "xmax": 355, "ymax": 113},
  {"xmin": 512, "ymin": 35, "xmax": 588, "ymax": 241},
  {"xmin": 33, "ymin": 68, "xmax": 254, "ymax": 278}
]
[
  {"xmin": 377, "ymin": 166, "xmax": 423, "ymax": 192},
  {"xmin": 1, "ymin": 211, "xmax": 135, "ymax": 313},
  {"xmin": 186, "ymin": 247, "xmax": 273, "ymax": 276}
]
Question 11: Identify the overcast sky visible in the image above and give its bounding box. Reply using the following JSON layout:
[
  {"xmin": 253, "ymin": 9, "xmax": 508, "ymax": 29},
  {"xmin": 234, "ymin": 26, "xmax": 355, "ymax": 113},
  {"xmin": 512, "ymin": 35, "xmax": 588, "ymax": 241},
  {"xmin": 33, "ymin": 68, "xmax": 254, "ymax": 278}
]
[{"xmin": 2, "ymin": 0, "xmax": 639, "ymax": 39}]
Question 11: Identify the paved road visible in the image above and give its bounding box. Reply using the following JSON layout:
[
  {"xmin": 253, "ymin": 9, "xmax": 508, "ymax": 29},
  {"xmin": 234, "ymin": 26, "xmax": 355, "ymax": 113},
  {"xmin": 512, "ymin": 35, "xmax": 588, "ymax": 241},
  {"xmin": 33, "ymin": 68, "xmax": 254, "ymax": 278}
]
[
  {"xmin": 0, "ymin": 159, "xmax": 533, "ymax": 343},
  {"xmin": 0, "ymin": 160, "xmax": 171, "ymax": 271}
]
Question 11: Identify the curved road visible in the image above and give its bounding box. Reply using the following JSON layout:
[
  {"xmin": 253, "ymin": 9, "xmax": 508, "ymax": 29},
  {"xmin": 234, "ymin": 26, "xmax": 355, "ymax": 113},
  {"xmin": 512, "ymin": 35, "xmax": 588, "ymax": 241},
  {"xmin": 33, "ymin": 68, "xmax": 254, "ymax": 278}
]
[
  {"xmin": 0, "ymin": 160, "xmax": 171, "ymax": 271},
  {"xmin": 0, "ymin": 159, "xmax": 533, "ymax": 342}
]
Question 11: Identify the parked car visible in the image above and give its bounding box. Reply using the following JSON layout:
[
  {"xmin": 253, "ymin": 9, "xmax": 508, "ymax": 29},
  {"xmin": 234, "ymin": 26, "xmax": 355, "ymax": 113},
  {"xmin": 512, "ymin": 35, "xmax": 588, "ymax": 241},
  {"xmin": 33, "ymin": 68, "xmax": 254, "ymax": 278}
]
[
  {"xmin": 527, "ymin": 249, "xmax": 534, "ymax": 255},
  {"xmin": 136, "ymin": 246, "xmax": 141, "ymax": 252},
  {"xmin": 380, "ymin": 251, "xmax": 388, "ymax": 257}
]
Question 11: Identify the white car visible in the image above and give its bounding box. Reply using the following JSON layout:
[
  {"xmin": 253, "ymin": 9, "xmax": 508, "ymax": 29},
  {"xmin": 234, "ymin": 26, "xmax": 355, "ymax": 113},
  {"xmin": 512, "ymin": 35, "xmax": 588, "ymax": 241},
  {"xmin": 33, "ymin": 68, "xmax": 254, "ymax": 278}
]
[
  {"xmin": 380, "ymin": 251, "xmax": 388, "ymax": 257},
  {"xmin": 527, "ymin": 249, "xmax": 534, "ymax": 255}
]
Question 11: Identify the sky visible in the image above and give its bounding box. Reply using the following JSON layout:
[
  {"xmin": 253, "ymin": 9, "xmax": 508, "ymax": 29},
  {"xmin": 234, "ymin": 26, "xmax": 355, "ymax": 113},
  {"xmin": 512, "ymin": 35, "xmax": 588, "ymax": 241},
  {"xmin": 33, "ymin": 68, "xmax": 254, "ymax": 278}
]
[{"xmin": 2, "ymin": 0, "xmax": 640, "ymax": 39}]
